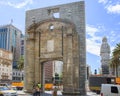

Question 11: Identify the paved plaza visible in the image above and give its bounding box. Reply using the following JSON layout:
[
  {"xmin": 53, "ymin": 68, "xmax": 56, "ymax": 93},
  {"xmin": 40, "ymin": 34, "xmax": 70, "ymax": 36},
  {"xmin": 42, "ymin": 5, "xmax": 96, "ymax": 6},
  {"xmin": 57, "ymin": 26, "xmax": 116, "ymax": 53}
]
[{"xmin": 18, "ymin": 91, "xmax": 100, "ymax": 96}]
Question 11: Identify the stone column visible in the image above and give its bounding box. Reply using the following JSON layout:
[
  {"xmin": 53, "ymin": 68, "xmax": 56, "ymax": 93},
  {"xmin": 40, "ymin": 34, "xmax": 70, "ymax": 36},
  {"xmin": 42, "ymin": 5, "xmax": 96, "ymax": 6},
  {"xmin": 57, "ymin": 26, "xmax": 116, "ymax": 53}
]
[
  {"xmin": 24, "ymin": 39, "xmax": 35, "ymax": 92},
  {"xmin": 62, "ymin": 30, "xmax": 80, "ymax": 95}
]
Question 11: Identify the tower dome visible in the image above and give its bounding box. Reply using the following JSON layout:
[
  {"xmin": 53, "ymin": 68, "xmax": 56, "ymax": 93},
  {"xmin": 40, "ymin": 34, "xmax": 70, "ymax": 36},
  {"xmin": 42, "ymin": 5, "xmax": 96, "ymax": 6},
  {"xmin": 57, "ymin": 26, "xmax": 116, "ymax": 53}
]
[
  {"xmin": 100, "ymin": 36, "xmax": 110, "ymax": 54},
  {"xmin": 102, "ymin": 36, "xmax": 107, "ymax": 42}
]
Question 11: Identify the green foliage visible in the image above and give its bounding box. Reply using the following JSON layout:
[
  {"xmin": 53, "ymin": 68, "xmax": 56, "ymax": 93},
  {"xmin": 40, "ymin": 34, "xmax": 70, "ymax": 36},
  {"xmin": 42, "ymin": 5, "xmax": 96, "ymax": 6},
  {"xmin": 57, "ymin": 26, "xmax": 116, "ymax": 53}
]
[
  {"xmin": 17, "ymin": 56, "xmax": 24, "ymax": 70},
  {"xmin": 110, "ymin": 43, "xmax": 120, "ymax": 67}
]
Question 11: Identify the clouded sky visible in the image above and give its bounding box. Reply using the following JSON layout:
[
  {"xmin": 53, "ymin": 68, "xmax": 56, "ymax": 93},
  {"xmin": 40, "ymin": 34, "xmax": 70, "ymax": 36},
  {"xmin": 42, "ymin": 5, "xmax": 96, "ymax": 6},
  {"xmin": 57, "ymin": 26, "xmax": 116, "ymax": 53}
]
[{"xmin": 0, "ymin": 0, "xmax": 120, "ymax": 73}]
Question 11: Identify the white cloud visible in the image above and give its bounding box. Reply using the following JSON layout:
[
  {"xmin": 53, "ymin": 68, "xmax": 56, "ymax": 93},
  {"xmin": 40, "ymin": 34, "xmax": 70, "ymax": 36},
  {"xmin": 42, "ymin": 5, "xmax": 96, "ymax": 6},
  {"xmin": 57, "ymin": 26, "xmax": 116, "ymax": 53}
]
[
  {"xmin": 98, "ymin": 0, "xmax": 108, "ymax": 4},
  {"xmin": 98, "ymin": 0, "xmax": 120, "ymax": 14},
  {"xmin": 86, "ymin": 26, "xmax": 99, "ymax": 36},
  {"xmin": 106, "ymin": 4, "xmax": 120, "ymax": 14},
  {"xmin": 0, "ymin": 0, "xmax": 33, "ymax": 8},
  {"xmin": 86, "ymin": 25, "xmax": 102, "ymax": 56},
  {"xmin": 86, "ymin": 25, "xmax": 116, "ymax": 56},
  {"xmin": 86, "ymin": 39, "xmax": 101, "ymax": 56},
  {"xmin": 110, "ymin": 31, "xmax": 116, "ymax": 37},
  {"xmin": 109, "ymin": 30, "xmax": 120, "ymax": 50}
]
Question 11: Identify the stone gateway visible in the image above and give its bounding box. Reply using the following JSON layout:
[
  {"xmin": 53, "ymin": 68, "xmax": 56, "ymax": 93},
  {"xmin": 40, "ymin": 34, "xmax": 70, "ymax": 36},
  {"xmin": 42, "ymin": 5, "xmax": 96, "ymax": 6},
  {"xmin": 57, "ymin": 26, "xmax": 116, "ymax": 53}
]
[{"xmin": 24, "ymin": 1, "xmax": 86, "ymax": 96}]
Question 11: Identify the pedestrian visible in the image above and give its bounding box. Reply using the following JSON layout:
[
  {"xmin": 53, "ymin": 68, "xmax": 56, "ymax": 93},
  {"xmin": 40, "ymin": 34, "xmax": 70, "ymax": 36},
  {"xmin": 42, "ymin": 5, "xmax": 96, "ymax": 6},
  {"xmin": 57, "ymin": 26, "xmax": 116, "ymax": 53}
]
[
  {"xmin": 33, "ymin": 86, "xmax": 41, "ymax": 96},
  {"xmin": 37, "ymin": 83, "xmax": 41, "ymax": 89},
  {"xmin": 32, "ymin": 86, "xmax": 36, "ymax": 96},
  {"xmin": 52, "ymin": 87, "xmax": 57, "ymax": 96}
]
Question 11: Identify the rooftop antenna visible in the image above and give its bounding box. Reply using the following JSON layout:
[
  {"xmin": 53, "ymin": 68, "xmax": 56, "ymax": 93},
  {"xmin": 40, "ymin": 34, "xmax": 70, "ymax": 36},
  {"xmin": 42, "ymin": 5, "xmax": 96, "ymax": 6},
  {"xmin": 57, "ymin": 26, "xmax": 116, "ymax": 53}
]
[{"xmin": 10, "ymin": 19, "xmax": 13, "ymax": 25}]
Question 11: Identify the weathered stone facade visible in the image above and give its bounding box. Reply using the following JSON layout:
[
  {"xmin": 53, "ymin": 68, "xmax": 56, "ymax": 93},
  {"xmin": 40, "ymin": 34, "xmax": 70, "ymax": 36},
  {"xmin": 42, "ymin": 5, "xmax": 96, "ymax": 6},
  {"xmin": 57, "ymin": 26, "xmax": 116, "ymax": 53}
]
[{"xmin": 25, "ymin": 1, "xmax": 86, "ymax": 95}]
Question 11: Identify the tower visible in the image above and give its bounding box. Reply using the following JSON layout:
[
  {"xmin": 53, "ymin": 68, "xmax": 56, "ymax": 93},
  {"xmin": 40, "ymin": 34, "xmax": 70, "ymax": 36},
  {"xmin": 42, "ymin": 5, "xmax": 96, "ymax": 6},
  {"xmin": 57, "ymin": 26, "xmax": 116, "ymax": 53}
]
[
  {"xmin": 100, "ymin": 37, "xmax": 110, "ymax": 75},
  {"xmin": 0, "ymin": 24, "xmax": 22, "ymax": 69}
]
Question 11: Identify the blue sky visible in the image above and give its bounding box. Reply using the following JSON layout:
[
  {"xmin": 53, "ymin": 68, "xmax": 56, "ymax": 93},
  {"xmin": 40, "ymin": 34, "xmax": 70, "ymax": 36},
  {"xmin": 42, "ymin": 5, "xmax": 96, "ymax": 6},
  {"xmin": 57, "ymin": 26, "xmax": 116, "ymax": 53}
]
[{"xmin": 0, "ymin": 0, "xmax": 120, "ymax": 74}]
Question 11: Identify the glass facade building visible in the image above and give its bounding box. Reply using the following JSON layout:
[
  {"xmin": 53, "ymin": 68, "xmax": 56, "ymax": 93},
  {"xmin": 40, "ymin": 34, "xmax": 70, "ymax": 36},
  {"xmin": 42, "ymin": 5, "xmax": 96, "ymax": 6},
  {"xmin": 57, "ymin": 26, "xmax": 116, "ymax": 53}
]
[
  {"xmin": 0, "ymin": 24, "xmax": 22, "ymax": 68},
  {"xmin": 0, "ymin": 28, "xmax": 8, "ymax": 50}
]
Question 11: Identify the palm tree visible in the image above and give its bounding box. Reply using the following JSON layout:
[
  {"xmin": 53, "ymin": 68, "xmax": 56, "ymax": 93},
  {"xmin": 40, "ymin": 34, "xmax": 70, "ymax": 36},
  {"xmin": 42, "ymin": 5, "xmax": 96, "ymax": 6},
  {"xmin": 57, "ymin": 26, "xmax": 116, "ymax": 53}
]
[
  {"xmin": 110, "ymin": 43, "xmax": 120, "ymax": 76},
  {"xmin": 17, "ymin": 56, "xmax": 24, "ymax": 71}
]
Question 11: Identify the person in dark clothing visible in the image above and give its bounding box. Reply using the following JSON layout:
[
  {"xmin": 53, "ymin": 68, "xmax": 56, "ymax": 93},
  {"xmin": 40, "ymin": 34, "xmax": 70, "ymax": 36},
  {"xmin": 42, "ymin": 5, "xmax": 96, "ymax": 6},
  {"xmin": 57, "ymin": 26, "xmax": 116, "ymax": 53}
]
[{"xmin": 33, "ymin": 86, "xmax": 41, "ymax": 96}]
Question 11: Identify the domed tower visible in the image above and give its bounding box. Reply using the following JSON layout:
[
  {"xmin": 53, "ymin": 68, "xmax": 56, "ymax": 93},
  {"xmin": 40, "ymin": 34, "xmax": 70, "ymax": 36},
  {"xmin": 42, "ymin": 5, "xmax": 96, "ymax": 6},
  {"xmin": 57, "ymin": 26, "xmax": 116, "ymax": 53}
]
[{"xmin": 100, "ymin": 37, "xmax": 110, "ymax": 75}]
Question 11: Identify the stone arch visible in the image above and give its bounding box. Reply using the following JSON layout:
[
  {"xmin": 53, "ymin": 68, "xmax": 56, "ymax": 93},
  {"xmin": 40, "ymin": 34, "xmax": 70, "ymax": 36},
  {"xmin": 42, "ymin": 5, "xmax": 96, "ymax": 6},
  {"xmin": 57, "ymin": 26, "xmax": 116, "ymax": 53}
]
[{"xmin": 25, "ymin": 18, "xmax": 80, "ymax": 95}]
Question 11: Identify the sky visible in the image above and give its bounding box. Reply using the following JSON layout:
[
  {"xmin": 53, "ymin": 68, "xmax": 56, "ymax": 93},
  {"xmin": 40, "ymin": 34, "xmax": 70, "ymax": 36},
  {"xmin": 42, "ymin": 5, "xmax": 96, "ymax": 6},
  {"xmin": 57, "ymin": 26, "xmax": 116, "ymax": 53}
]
[{"xmin": 0, "ymin": 0, "xmax": 120, "ymax": 74}]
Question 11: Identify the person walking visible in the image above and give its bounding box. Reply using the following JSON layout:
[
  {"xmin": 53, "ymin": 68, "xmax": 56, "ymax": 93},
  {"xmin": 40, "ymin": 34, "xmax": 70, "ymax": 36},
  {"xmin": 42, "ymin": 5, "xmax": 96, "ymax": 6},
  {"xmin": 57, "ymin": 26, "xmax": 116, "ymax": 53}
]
[
  {"xmin": 37, "ymin": 83, "xmax": 41, "ymax": 89},
  {"xmin": 33, "ymin": 86, "xmax": 41, "ymax": 96},
  {"xmin": 52, "ymin": 87, "xmax": 57, "ymax": 96}
]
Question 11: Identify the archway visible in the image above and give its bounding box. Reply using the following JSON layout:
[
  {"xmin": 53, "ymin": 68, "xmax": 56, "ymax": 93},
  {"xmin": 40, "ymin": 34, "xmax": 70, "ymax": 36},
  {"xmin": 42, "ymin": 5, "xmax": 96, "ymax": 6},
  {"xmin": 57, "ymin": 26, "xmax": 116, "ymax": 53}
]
[{"xmin": 25, "ymin": 18, "xmax": 82, "ymax": 95}]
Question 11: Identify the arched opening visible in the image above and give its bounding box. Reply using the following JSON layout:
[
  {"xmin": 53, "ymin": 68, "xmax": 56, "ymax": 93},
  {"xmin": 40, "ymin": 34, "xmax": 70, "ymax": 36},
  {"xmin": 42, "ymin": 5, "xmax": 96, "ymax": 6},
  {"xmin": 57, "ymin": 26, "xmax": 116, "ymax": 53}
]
[{"xmin": 25, "ymin": 18, "xmax": 85, "ymax": 95}]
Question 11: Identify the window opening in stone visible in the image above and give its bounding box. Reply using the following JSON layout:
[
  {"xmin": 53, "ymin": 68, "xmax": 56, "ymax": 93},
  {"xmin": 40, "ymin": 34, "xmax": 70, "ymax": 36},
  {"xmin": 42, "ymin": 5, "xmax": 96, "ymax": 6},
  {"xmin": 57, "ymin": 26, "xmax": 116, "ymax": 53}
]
[
  {"xmin": 47, "ymin": 8, "xmax": 60, "ymax": 18},
  {"xmin": 49, "ymin": 24, "xmax": 54, "ymax": 31},
  {"xmin": 53, "ymin": 12, "xmax": 60, "ymax": 18}
]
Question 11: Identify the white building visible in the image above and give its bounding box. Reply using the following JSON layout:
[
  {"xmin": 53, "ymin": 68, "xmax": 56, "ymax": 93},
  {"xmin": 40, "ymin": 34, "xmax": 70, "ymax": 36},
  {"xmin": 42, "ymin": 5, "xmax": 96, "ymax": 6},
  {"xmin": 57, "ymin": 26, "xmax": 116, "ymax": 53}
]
[
  {"xmin": 12, "ymin": 69, "xmax": 24, "ymax": 81},
  {"xmin": 53, "ymin": 61, "xmax": 63, "ymax": 76},
  {"xmin": 100, "ymin": 37, "xmax": 110, "ymax": 75},
  {"xmin": 0, "ymin": 49, "xmax": 13, "ymax": 82}
]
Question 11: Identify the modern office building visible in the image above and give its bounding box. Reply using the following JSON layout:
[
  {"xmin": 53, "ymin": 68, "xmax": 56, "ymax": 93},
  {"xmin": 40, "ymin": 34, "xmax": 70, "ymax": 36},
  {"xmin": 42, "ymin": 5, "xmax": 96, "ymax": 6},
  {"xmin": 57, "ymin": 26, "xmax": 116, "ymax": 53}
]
[
  {"xmin": 0, "ymin": 48, "xmax": 13, "ymax": 83},
  {"xmin": 0, "ymin": 24, "xmax": 22, "ymax": 68}
]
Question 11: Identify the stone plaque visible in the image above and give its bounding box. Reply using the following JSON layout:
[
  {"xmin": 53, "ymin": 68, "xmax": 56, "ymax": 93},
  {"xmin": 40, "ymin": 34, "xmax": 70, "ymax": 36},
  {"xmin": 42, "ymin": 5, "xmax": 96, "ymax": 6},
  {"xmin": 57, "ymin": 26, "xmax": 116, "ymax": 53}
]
[{"xmin": 47, "ymin": 40, "xmax": 54, "ymax": 52}]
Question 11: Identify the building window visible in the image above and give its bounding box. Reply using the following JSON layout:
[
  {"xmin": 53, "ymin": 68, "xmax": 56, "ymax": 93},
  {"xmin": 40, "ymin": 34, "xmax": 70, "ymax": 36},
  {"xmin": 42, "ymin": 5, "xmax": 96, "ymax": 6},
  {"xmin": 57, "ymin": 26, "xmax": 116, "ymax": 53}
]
[
  {"xmin": 21, "ymin": 46, "xmax": 24, "ymax": 55},
  {"xmin": 21, "ymin": 40, "xmax": 24, "ymax": 45},
  {"xmin": 111, "ymin": 86, "xmax": 118, "ymax": 93}
]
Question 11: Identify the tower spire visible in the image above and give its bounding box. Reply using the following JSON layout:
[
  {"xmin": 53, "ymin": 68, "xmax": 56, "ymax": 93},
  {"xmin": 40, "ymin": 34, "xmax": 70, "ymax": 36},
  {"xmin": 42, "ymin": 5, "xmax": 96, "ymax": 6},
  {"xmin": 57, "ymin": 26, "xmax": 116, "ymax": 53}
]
[{"xmin": 10, "ymin": 19, "xmax": 13, "ymax": 25}]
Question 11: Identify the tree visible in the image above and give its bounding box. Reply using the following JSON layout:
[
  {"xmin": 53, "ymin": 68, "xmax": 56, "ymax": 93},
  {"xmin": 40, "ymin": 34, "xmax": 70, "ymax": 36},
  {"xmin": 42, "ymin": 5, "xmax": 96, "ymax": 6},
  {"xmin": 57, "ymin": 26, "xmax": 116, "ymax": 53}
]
[
  {"xmin": 110, "ymin": 43, "xmax": 120, "ymax": 76},
  {"xmin": 17, "ymin": 56, "xmax": 24, "ymax": 71}
]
